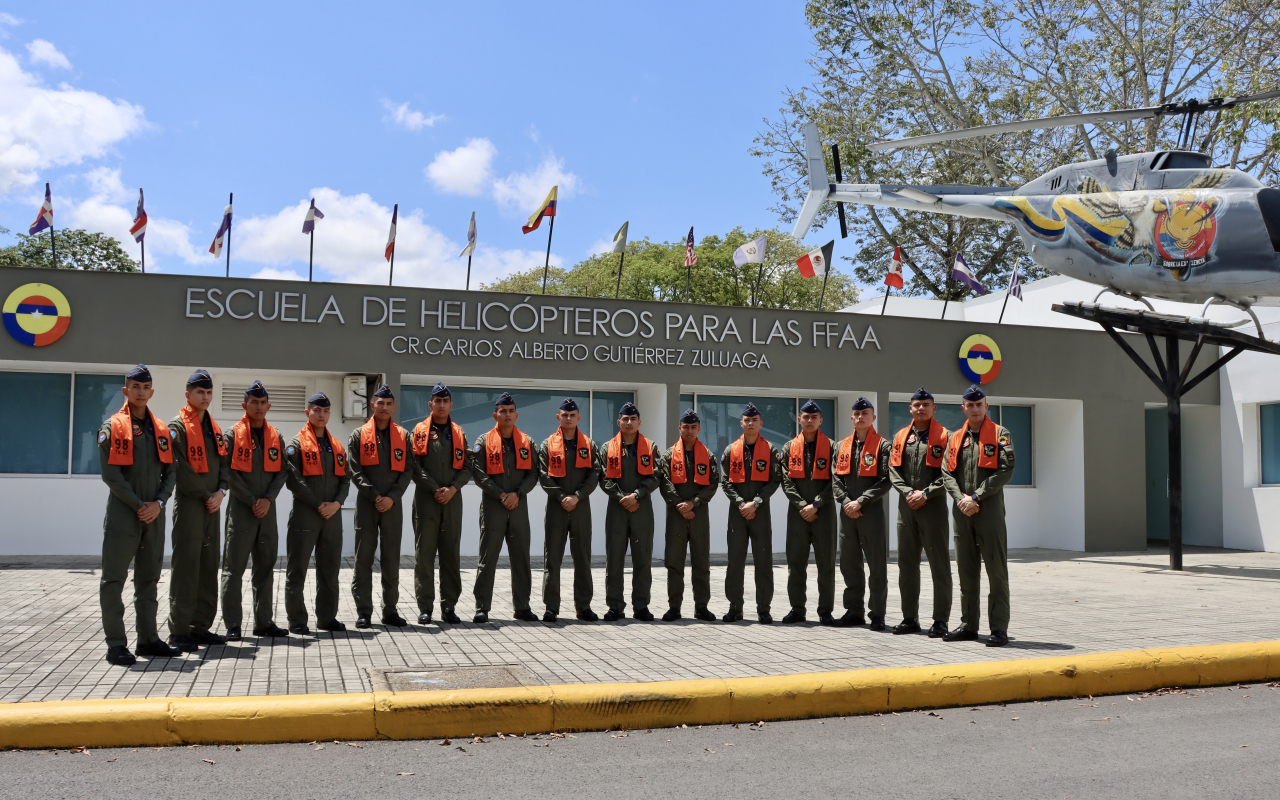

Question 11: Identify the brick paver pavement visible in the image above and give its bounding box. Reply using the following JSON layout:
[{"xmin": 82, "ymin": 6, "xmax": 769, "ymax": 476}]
[{"xmin": 3, "ymin": 546, "xmax": 1278, "ymax": 703}]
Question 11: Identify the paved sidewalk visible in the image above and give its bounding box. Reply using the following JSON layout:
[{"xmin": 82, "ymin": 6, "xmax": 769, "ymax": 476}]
[{"xmin": 3, "ymin": 546, "xmax": 1279, "ymax": 703}]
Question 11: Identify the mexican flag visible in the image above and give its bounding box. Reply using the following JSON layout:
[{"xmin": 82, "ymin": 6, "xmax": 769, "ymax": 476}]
[{"xmin": 796, "ymin": 240, "xmax": 834, "ymax": 278}]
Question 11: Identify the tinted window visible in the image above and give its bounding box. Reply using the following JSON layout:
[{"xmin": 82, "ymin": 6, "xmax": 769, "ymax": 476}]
[
  {"xmin": 0, "ymin": 372, "xmax": 71, "ymax": 474},
  {"xmin": 72, "ymin": 374, "xmax": 125, "ymax": 475}
]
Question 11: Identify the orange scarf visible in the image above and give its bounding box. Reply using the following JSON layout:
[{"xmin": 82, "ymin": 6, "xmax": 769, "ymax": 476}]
[
  {"xmin": 178, "ymin": 404, "xmax": 226, "ymax": 474},
  {"xmin": 605, "ymin": 433, "xmax": 654, "ymax": 479},
  {"xmin": 890, "ymin": 419, "xmax": 948, "ymax": 468},
  {"xmin": 298, "ymin": 423, "xmax": 346, "ymax": 477},
  {"xmin": 412, "ymin": 417, "xmax": 466, "ymax": 469},
  {"xmin": 946, "ymin": 417, "xmax": 999, "ymax": 471},
  {"xmin": 669, "ymin": 437, "xmax": 711, "ymax": 485},
  {"xmin": 483, "ymin": 427, "xmax": 532, "ymax": 475},
  {"xmin": 359, "ymin": 418, "xmax": 407, "ymax": 472},
  {"xmin": 546, "ymin": 427, "xmax": 593, "ymax": 478},
  {"xmin": 106, "ymin": 401, "xmax": 173, "ymax": 466},
  {"xmin": 786, "ymin": 432, "xmax": 832, "ymax": 479},
  {"xmin": 835, "ymin": 428, "xmax": 883, "ymax": 478},
  {"xmin": 230, "ymin": 416, "xmax": 282, "ymax": 473},
  {"xmin": 728, "ymin": 436, "xmax": 771, "ymax": 484}
]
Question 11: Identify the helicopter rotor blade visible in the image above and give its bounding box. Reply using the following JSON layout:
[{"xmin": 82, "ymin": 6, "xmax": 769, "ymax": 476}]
[{"xmin": 868, "ymin": 88, "xmax": 1280, "ymax": 152}]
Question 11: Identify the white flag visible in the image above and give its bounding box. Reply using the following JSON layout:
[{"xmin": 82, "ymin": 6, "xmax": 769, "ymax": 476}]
[
  {"xmin": 459, "ymin": 211, "xmax": 477, "ymax": 257},
  {"xmin": 733, "ymin": 236, "xmax": 768, "ymax": 267},
  {"xmin": 612, "ymin": 221, "xmax": 629, "ymax": 254}
]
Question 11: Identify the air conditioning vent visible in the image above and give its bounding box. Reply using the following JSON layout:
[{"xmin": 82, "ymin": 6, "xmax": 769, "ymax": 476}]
[{"xmin": 221, "ymin": 384, "xmax": 308, "ymax": 414}]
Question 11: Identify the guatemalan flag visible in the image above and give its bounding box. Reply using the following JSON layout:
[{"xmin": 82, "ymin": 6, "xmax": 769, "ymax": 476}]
[
  {"xmin": 522, "ymin": 186, "xmax": 557, "ymax": 234},
  {"xmin": 385, "ymin": 204, "xmax": 398, "ymax": 262},
  {"xmin": 130, "ymin": 189, "xmax": 148, "ymax": 243},
  {"xmin": 885, "ymin": 246, "xmax": 904, "ymax": 289},
  {"xmin": 951, "ymin": 253, "xmax": 985, "ymax": 295},
  {"xmin": 796, "ymin": 240, "xmax": 834, "ymax": 278},
  {"xmin": 209, "ymin": 203, "xmax": 232, "ymax": 257},
  {"xmin": 29, "ymin": 183, "xmax": 53, "ymax": 235},
  {"xmin": 301, "ymin": 198, "xmax": 324, "ymax": 234}
]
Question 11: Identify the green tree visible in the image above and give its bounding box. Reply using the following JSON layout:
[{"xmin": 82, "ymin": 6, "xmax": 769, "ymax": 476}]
[
  {"xmin": 1, "ymin": 226, "xmax": 139, "ymax": 272},
  {"xmin": 482, "ymin": 227, "xmax": 859, "ymax": 311},
  {"xmin": 753, "ymin": 0, "xmax": 1279, "ymax": 299}
]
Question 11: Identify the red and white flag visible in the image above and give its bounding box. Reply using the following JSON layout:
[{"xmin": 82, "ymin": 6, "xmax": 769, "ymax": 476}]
[
  {"xmin": 385, "ymin": 203, "xmax": 398, "ymax": 262},
  {"xmin": 885, "ymin": 246, "xmax": 904, "ymax": 289},
  {"xmin": 683, "ymin": 227, "xmax": 697, "ymax": 267},
  {"xmin": 129, "ymin": 189, "xmax": 147, "ymax": 243},
  {"xmin": 796, "ymin": 240, "xmax": 834, "ymax": 278}
]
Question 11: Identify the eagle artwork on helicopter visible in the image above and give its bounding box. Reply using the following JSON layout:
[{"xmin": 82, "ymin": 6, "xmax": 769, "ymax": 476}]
[{"xmin": 791, "ymin": 91, "xmax": 1280, "ymax": 312}]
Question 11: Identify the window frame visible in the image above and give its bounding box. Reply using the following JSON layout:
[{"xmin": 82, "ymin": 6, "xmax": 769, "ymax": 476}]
[{"xmin": 1257, "ymin": 402, "xmax": 1280, "ymax": 486}]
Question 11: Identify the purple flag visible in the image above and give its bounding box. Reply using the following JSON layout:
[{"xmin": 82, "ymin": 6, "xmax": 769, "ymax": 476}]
[
  {"xmin": 209, "ymin": 203, "xmax": 232, "ymax": 257},
  {"xmin": 951, "ymin": 254, "xmax": 985, "ymax": 295},
  {"xmin": 302, "ymin": 198, "xmax": 324, "ymax": 234}
]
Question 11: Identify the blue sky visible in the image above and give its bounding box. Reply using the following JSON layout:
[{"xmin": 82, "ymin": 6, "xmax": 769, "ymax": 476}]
[{"xmin": 0, "ymin": 3, "xmax": 837, "ymax": 290}]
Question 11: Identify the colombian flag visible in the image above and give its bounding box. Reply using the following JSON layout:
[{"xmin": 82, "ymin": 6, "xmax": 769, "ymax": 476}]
[{"xmin": 522, "ymin": 186, "xmax": 558, "ymax": 234}]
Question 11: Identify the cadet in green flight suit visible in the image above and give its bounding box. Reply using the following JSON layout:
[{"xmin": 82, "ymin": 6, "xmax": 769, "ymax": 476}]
[
  {"xmin": 167, "ymin": 369, "xmax": 230, "ymax": 652},
  {"xmin": 888, "ymin": 387, "xmax": 953, "ymax": 637},
  {"xmin": 780, "ymin": 399, "xmax": 838, "ymax": 625},
  {"xmin": 347, "ymin": 384, "xmax": 413, "ymax": 629},
  {"xmin": 720, "ymin": 402, "xmax": 781, "ymax": 624},
  {"xmin": 469, "ymin": 392, "xmax": 540, "ymax": 623},
  {"xmin": 659, "ymin": 409, "xmax": 720, "ymax": 622},
  {"xmin": 98, "ymin": 364, "xmax": 180, "ymax": 666},
  {"xmin": 832, "ymin": 397, "xmax": 893, "ymax": 631},
  {"xmin": 284, "ymin": 391, "xmax": 350, "ymax": 634},
  {"xmin": 599, "ymin": 402, "xmax": 659, "ymax": 622},
  {"xmin": 538, "ymin": 397, "xmax": 600, "ymax": 623},
  {"xmin": 220, "ymin": 380, "xmax": 289, "ymax": 640},
  {"xmin": 941, "ymin": 384, "xmax": 1016, "ymax": 647},
  {"xmin": 408, "ymin": 382, "xmax": 471, "ymax": 626}
]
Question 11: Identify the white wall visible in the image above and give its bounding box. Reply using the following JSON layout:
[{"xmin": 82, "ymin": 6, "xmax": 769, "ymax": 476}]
[{"xmin": 1221, "ymin": 349, "xmax": 1280, "ymax": 552}]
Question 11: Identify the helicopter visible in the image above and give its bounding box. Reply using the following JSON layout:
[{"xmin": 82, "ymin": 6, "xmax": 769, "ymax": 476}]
[{"xmin": 791, "ymin": 91, "xmax": 1280, "ymax": 320}]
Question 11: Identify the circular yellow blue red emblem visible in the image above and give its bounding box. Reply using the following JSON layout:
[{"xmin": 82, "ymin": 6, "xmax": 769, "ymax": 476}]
[
  {"xmin": 3, "ymin": 283, "xmax": 71, "ymax": 347},
  {"xmin": 958, "ymin": 334, "xmax": 1002, "ymax": 384}
]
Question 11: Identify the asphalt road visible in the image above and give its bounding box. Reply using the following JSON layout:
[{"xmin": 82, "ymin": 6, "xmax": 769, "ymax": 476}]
[{"xmin": 3, "ymin": 683, "xmax": 1278, "ymax": 799}]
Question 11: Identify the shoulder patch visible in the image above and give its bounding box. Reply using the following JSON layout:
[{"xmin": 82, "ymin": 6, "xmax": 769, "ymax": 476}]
[
  {"xmin": 286, "ymin": 444, "xmax": 297, "ymax": 455},
  {"xmin": 998, "ymin": 433, "xmax": 1011, "ymax": 447},
  {"xmin": 473, "ymin": 442, "xmax": 483, "ymax": 452},
  {"xmin": 97, "ymin": 430, "xmax": 107, "ymax": 444}
]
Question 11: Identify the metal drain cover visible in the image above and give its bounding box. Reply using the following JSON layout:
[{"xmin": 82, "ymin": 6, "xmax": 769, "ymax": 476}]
[{"xmin": 368, "ymin": 664, "xmax": 543, "ymax": 693}]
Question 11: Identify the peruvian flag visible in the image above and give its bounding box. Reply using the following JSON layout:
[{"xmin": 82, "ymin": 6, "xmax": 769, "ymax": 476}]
[
  {"xmin": 385, "ymin": 203, "xmax": 398, "ymax": 262},
  {"xmin": 796, "ymin": 240, "xmax": 834, "ymax": 278},
  {"xmin": 885, "ymin": 246, "xmax": 904, "ymax": 289}
]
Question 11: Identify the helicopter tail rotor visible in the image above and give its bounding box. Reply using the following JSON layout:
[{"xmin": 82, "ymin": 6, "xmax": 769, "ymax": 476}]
[{"xmin": 792, "ymin": 122, "xmax": 832, "ymax": 239}]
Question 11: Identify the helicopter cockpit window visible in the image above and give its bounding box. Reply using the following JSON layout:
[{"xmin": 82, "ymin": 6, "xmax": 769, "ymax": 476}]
[
  {"xmin": 1258, "ymin": 189, "xmax": 1280, "ymax": 253},
  {"xmin": 1152, "ymin": 152, "xmax": 1213, "ymax": 170}
]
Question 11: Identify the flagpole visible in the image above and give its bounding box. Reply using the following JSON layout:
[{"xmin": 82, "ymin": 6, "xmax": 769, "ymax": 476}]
[
  {"xmin": 308, "ymin": 228, "xmax": 314, "ymax": 282},
  {"xmin": 389, "ymin": 245, "xmax": 395, "ymax": 286},
  {"xmin": 998, "ymin": 287, "xmax": 1012, "ymax": 324},
  {"xmin": 614, "ymin": 251, "xmax": 626, "ymax": 299},
  {"xmin": 880, "ymin": 285, "xmax": 890, "ymax": 315},
  {"xmin": 818, "ymin": 269, "xmax": 831, "ymax": 312},
  {"xmin": 541, "ymin": 217, "xmax": 555, "ymax": 294},
  {"xmin": 49, "ymin": 226, "xmax": 57, "ymax": 269},
  {"xmin": 466, "ymin": 255, "xmax": 473, "ymax": 291},
  {"xmin": 141, "ymin": 240, "xmax": 145, "ymax": 274},
  {"xmin": 753, "ymin": 262, "xmax": 766, "ymax": 307},
  {"xmin": 941, "ymin": 273, "xmax": 954, "ymax": 320},
  {"xmin": 225, "ymin": 192, "xmax": 232, "ymax": 278}
]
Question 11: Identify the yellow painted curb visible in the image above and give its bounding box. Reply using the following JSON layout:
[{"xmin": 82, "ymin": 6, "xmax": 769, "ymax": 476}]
[{"xmin": 3, "ymin": 641, "xmax": 1278, "ymax": 749}]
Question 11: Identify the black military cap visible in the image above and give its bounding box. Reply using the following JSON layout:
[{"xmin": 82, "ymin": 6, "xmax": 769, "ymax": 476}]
[
  {"xmin": 741, "ymin": 402, "xmax": 761, "ymax": 418},
  {"xmin": 186, "ymin": 369, "xmax": 213, "ymax": 390},
  {"xmin": 852, "ymin": 397, "xmax": 874, "ymax": 411},
  {"xmin": 962, "ymin": 384, "xmax": 987, "ymax": 401},
  {"xmin": 494, "ymin": 392, "xmax": 516, "ymax": 407},
  {"xmin": 910, "ymin": 387, "xmax": 934, "ymax": 401},
  {"xmin": 430, "ymin": 382, "xmax": 451, "ymax": 398},
  {"xmin": 126, "ymin": 364, "xmax": 152, "ymax": 383},
  {"xmin": 680, "ymin": 408, "xmax": 699, "ymax": 424},
  {"xmin": 559, "ymin": 398, "xmax": 579, "ymax": 412},
  {"xmin": 244, "ymin": 380, "xmax": 269, "ymax": 399},
  {"xmin": 373, "ymin": 384, "xmax": 395, "ymax": 399},
  {"xmin": 307, "ymin": 392, "xmax": 331, "ymax": 408},
  {"xmin": 799, "ymin": 399, "xmax": 822, "ymax": 414},
  {"xmin": 618, "ymin": 402, "xmax": 640, "ymax": 417}
]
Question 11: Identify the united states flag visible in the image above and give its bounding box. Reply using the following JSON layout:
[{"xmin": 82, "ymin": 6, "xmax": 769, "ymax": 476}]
[
  {"xmin": 1007, "ymin": 263, "xmax": 1023, "ymax": 301},
  {"xmin": 683, "ymin": 227, "xmax": 696, "ymax": 267}
]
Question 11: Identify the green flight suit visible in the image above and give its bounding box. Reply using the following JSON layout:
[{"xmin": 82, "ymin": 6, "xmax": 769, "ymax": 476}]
[
  {"xmin": 833, "ymin": 434, "xmax": 893, "ymax": 621},
  {"xmin": 780, "ymin": 437, "xmax": 837, "ymax": 615},
  {"xmin": 470, "ymin": 433, "xmax": 539, "ymax": 614},
  {"xmin": 284, "ymin": 428, "xmax": 350, "ymax": 628},
  {"xmin": 347, "ymin": 423, "xmax": 413, "ymax": 619},
  {"xmin": 410, "ymin": 419, "xmax": 471, "ymax": 617},
  {"xmin": 659, "ymin": 442, "xmax": 720, "ymax": 613},
  {"xmin": 889, "ymin": 422, "xmax": 954, "ymax": 625},
  {"xmin": 942, "ymin": 421, "xmax": 1016, "ymax": 633},
  {"xmin": 599, "ymin": 437, "xmax": 660, "ymax": 614},
  {"xmin": 220, "ymin": 424, "xmax": 287, "ymax": 630},
  {"xmin": 538, "ymin": 432, "xmax": 600, "ymax": 615},
  {"xmin": 167, "ymin": 411, "xmax": 230, "ymax": 638},
  {"xmin": 97, "ymin": 411, "xmax": 176, "ymax": 649},
  {"xmin": 720, "ymin": 438, "xmax": 781, "ymax": 616}
]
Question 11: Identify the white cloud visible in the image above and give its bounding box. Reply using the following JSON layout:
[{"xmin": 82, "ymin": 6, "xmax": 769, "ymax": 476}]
[
  {"xmin": 249, "ymin": 267, "xmax": 306, "ymax": 281},
  {"xmin": 60, "ymin": 167, "xmax": 203, "ymax": 269},
  {"xmin": 492, "ymin": 153, "xmax": 579, "ymax": 213},
  {"xmin": 0, "ymin": 13, "xmax": 21, "ymax": 34},
  {"xmin": 26, "ymin": 39, "xmax": 70, "ymax": 70},
  {"xmin": 0, "ymin": 44, "xmax": 145, "ymax": 196},
  {"xmin": 381, "ymin": 99, "xmax": 443, "ymax": 131},
  {"xmin": 425, "ymin": 138, "xmax": 496, "ymax": 196}
]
